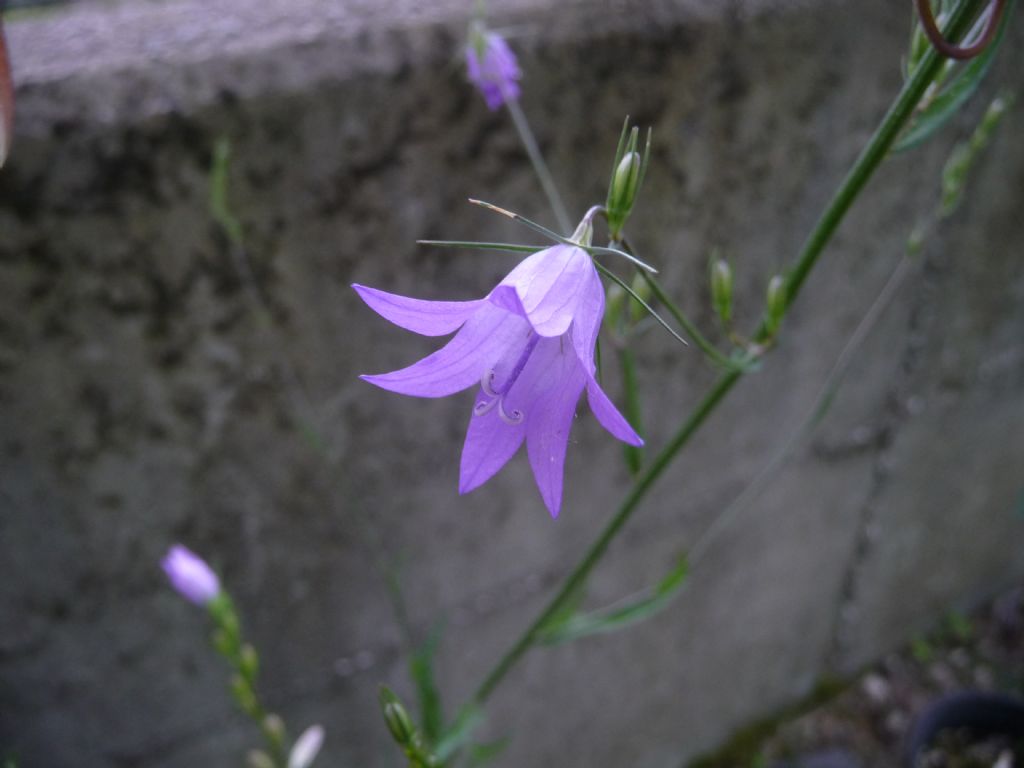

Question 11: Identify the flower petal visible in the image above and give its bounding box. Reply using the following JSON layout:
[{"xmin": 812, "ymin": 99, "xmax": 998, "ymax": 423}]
[
  {"xmin": 503, "ymin": 338, "xmax": 586, "ymax": 517},
  {"xmin": 569, "ymin": 263, "xmax": 605, "ymax": 374},
  {"xmin": 586, "ymin": 375, "xmax": 644, "ymax": 447},
  {"xmin": 491, "ymin": 245, "xmax": 592, "ymax": 337},
  {"xmin": 361, "ymin": 305, "xmax": 523, "ymax": 397},
  {"xmin": 527, "ymin": 365, "xmax": 586, "ymax": 518},
  {"xmin": 459, "ymin": 390, "xmax": 526, "ymax": 494},
  {"xmin": 353, "ymin": 284, "xmax": 484, "ymax": 337}
]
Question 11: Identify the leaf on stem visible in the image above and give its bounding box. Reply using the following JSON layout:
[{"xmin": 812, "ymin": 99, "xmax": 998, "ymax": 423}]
[
  {"xmin": 410, "ymin": 622, "xmax": 445, "ymax": 743},
  {"xmin": 536, "ymin": 556, "xmax": 688, "ymax": 644},
  {"xmin": 893, "ymin": 0, "xmax": 1016, "ymax": 153},
  {"xmin": 433, "ymin": 706, "xmax": 485, "ymax": 763}
]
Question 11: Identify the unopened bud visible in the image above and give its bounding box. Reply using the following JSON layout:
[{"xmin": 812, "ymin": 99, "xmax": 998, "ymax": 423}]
[
  {"xmin": 608, "ymin": 151, "xmax": 641, "ymax": 220},
  {"xmin": 247, "ymin": 750, "xmax": 275, "ymax": 768},
  {"xmin": 906, "ymin": 224, "xmax": 927, "ymax": 257},
  {"xmin": 570, "ymin": 216, "xmax": 594, "ymax": 247},
  {"xmin": 379, "ymin": 687, "xmax": 416, "ymax": 747},
  {"xmin": 230, "ymin": 674, "xmax": 258, "ymax": 717},
  {"xmin": 765, "ymin": 275, "xmax": 786, "ymax": 335},
  {"xmin": 239, "ymin": 643, "xmax": 260, "ymax": 682},
  {"xmin": 605, "ymin": 121, "xmax": 651, "ymax": 238},
  {"xmin": 604, "ymin": 282, "xmax": 626, "ymax": 332},
  {"xmin": 628, "ymin": 272, "xmax": 653, "ymax": 325},
  {"xmin": 710, "ymin": 258, "xmax": 733, "ymax": 326},
  {"xmin": 263, "ymin": 714, "xmax": 287, "ymax": 748}
]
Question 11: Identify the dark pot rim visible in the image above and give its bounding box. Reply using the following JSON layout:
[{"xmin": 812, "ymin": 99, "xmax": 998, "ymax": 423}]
[{"xmin": 903, "ymin": 690, "xmax": 1024, "ymax": 766}]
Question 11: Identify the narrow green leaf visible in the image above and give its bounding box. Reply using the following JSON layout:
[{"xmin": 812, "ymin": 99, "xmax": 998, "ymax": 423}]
[
  {"xmin": 532, "ymin": 577, "xmax": 589, "ymax": 640},
  {"xmin": 417, "ymin": 240, "xmax": 536, "ymax": 253},
  {"xmin": 538, "ymin": 556, "xmax": 688, "ymax": 645},
  {"xmin": 893, "ymin": 0, "xmax": 1015, "ymax": 153},
  {"xmin": 468, "ymin": 738, "xmax": 511, "ymax": 766},
  {"xmin": 433, "ymin": 706, "xmax": 484, "ymax": 763},
  {"xmin": 467, "ymin": 198, "xmax": 659, "ymax": 272},
  {"xmin": 410, "ymin": 623, "xmax": 445, "ymax": 743},
  {"xmin": 210, "ymin": 138, "xmax": 245, "ymax": 246}
]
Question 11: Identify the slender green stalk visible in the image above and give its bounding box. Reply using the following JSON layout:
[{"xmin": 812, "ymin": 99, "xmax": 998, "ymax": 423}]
[
  {"xmin": 465, "ymin": 0, "xmax": 987, "ymax": 712},
  {"xmin": 505, "ymin": 99, "xmax": 573, "ymax": 233},
  {"xmin": 471, "ymin": 371, "xmax": 739, "ymax": 704},
  {"xmin": 773, "ymin": 0, "xmax": 985, "ymax": 328},
  {"xmin": 618, "ymin": 347, "xmax": 645, "ymax": 475}
]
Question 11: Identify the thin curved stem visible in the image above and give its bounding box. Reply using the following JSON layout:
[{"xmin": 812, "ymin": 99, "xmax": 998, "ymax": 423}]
[{"xmin": 505, "ymin": 99, "xmax": 573, "ymax": 234}]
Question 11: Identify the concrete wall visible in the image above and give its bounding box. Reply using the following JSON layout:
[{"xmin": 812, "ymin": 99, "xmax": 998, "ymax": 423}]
[{"xmin": 1, "ymin": 1, "xmax": 1022, "ymax": 766}]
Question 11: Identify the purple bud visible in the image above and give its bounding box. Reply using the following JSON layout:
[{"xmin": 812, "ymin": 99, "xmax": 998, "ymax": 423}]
[
  {"xmin": 466, "ymin": 30, "xmax": 521, "ymax": 111},
  {"xmin": 161, "ymin": 544, "xmax": 221, "ymax": 606}
]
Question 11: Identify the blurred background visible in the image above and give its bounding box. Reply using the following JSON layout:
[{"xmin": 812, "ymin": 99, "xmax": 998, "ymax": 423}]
[{"xmin": 1, "ymin": 0, "xmax": 1023, "ymax": 766}]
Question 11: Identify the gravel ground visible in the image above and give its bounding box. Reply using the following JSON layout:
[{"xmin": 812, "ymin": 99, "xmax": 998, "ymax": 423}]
[{"xmin": 694, "ymin": 585, "xmax": 1024, "ymax": 768}]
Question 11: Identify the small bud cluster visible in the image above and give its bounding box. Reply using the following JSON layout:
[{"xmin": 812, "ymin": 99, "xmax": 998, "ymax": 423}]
[{"xmin": 162, "ymin": 546, "xmax": 324, "ymax": 768}]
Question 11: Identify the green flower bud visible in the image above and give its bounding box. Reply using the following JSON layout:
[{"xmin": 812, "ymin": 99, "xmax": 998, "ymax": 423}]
[
  {"xmin": 230, "ymin": 674, "xmax": 259, "ymax": 717},
  {"xmin": 605, "ymin": 120, "xmax": 651, "ymax": 239},
  {"xmin": 379, "ymin": 687, "xmax": 416, "ymax": 748},
  {"xmin": 604, "ymin": 282, "xmax": 626, "ymax": 332},
  {"xmin": 239, "ymin": 643, "xmax": 260, "ymax": 682},
  {"xmin": 608, "ymin": 151, "xmax": 641, "ymax": 222},
  {"xmin": 262, "ymin": 714, "xmax": 286, "ymax": 748},
  {"xmin": 570, "ymin": 216, "xmax": 594, "ymax": 247},
  {"xmin": 628, "ymin": 272, "xmax": 653, "ymax": 325},
  {"xmin": 765, "ymin": 275, "xmax": 786, "ymax": 335},
  {"xmin": 246, "ymin": 750, "xmax": 276, "ymax": 768},
  {"xmin": 710, "ymin": 258, "xmax": 733, "ymax": 326}
]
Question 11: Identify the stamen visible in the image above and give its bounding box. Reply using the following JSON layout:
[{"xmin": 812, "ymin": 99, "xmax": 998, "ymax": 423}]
[
  {"xmin": 498, "ymin": 400, "xmax": 524, "ymax": 425},
  {"xmin": 481, "ymin": 370, "xmax": 499, "ymax": 397},
  {"xmin": 474, "ymin": 397, "xmax": 498, "ymax": 416}
]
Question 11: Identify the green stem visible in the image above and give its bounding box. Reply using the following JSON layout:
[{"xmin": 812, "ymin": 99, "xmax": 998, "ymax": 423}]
[
  {"xmin": 465, "ymin": 0, "xmax": 986, "ymax": 712},
  {"xmin": 617, "ymin": 347, "xmax": 645, "ymax": 476},
  {"xmin": 505, "ymin": 99, "xmax": 573, "ymax": 233}
]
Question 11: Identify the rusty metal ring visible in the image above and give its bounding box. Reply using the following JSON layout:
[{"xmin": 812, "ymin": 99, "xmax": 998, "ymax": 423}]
[{"xmin": 914, "ymin": 0, "xmax": 1007, "ymax": 60}]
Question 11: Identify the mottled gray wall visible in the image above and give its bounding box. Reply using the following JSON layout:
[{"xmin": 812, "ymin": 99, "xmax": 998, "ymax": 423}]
[{"xmin": 1, "ymin": 1, "xmax": 1023, "ymax": 766}]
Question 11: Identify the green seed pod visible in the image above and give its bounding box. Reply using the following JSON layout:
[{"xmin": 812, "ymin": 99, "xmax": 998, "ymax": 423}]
[{"xmin": 628, "ymin": 272, "xmax": 653, "ymax": 325}]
